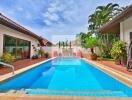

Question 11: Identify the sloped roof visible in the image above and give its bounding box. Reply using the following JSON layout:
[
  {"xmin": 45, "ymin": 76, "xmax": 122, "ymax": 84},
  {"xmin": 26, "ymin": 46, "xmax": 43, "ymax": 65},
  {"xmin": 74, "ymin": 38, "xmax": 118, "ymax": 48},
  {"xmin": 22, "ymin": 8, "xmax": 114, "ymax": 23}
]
[
  {"xmin": 0, "ymin": 13, "xmax": 52, "ymax": 46},
  {"xmin": 39, "ymin": 37, "xmax": 52, "ymax": 46},
  {"xmin": 98, "ymin": 5, "xmax": 132, "ymax": 33}
]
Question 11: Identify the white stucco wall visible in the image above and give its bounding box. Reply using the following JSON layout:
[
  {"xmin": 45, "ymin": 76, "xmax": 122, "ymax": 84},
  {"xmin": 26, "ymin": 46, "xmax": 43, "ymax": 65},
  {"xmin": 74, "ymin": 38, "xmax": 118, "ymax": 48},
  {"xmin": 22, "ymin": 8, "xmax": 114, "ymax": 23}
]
[
  {"xmin": 120, "ymin": 17, "xmax": 132, "ymax": 45},
  {"xmin": 0, "ymin": 24, "xmax": 39, "ymax": 58},
  {"xmin": 43, "ymin": 46, "xmax": 91, "ymax": 55}
]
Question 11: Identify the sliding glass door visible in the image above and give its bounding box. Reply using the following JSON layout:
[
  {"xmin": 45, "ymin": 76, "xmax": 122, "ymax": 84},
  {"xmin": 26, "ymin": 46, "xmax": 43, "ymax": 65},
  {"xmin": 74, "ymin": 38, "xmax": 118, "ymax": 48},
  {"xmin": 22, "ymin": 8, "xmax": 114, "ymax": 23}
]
[{"xmin": 4, "ymin": 35, "xmax": 30, "ymax": 59}]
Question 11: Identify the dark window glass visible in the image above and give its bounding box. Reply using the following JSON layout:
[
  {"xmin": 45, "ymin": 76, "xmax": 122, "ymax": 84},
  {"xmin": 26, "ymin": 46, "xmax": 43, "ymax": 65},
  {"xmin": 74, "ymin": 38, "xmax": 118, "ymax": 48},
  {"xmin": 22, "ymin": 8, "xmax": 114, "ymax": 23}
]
[
  {"xmin": 130, "ymin": 32, "xmax": 132, "ymax": 40},
  {"xmin": 4, "ymin": 35, "xmax": 30, "ymax": 59},
  {"xmin": 4, "ymin": 35, "xmax": 16, "ymax": 46}
]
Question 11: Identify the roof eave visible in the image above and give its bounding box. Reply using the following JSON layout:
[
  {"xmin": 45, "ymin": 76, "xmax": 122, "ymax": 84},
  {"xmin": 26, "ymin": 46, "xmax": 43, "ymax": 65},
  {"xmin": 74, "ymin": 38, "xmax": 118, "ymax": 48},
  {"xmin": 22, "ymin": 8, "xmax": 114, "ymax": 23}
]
[{"xmin": 98, "ymin": 5, "xmax": 132, "ymax": 33}]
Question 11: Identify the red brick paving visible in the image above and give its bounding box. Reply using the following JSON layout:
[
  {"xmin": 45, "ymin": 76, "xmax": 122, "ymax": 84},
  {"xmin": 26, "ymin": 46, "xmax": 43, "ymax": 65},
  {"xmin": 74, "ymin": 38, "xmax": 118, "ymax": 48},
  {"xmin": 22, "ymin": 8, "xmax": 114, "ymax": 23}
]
[{"xmin": 0, "ymin": 57, "xmax": 50, "ymax": 76}]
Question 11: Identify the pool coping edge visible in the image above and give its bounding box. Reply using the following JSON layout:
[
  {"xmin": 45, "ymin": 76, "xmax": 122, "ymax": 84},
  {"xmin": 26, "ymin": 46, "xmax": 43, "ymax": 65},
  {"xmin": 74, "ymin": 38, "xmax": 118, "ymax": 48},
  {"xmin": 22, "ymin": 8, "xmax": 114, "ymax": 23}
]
[
  {"xmin": 0, "ymin": 57, "xmax": 57, "ymax": 83},
  {"xmin": 83, "ymin": 58, "xmax": 132, "ymax": 88}
]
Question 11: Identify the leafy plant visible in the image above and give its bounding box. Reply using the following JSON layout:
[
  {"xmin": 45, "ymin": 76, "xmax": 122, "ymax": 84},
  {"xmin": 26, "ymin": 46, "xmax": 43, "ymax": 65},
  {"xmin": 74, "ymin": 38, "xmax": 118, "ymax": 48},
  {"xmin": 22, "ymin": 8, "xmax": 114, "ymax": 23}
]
[
  {"xmin": 1, "ymin": 53, "xmax": 15, "ymax": 64},
  {"xmin": 111, "ymin": 41, "xmax": 127, "ymax": 62},
  {"xmin": 86, "ymin": 37, "xmax": 98, "ymax": 54},
  {"xmin": 87, "ymin": 3, "xmax": 125, "ymax": 58},
  {"xmin": 38, "ymin": 48, "xmax": 45, "ymax": 57},
  {"xmin": 44, "ymin": 52, "xmax": 49, "ymax": 58},
  {"xmin": 100, "ymin": 52, "xmax": 111, "ymax": 59},
  {"xmin": 77, "ymin": 32, "xmax": 98, "ymax": 54}
]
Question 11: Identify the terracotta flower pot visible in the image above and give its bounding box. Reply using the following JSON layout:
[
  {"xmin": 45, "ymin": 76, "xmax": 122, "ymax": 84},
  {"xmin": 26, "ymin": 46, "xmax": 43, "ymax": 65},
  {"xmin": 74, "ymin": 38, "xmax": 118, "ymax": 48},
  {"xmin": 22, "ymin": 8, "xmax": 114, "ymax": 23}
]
[{"xmin": 90, "ymin": 54, "xmax": 97, "ymax": 60}]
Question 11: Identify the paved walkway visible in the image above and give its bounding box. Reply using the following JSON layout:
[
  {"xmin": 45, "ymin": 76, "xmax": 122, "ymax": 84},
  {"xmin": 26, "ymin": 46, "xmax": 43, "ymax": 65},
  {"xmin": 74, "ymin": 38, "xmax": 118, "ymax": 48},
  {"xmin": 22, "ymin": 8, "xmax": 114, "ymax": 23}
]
[
  {"xmin": 96, "ymin": 60, "xmax": 132, "ymax": 76},
  {"xmin": 0, "ymin": 58, "xmax": 50, "ymax": 75}
]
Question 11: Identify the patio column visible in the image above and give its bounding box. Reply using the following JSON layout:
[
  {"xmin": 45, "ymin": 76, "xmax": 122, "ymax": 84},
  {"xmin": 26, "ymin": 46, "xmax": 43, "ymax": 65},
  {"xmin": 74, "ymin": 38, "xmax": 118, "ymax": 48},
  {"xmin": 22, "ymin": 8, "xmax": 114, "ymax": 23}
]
[{"xmin": 0, "ymin": 33, "xmax": 3, "ymax": 57}]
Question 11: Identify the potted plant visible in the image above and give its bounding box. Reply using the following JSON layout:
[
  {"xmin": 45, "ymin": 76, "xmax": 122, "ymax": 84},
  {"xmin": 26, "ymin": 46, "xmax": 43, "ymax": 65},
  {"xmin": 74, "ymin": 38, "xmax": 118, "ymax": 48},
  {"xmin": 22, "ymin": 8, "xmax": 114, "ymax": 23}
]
[
  {"xmin": 86, "ymin": 37, "xmax": 98, "ymax": 60},
  {"xmin": 76, "ymin": 32, "xmax": 98, "ymax": 60},
  {"xmin": 90, "ymin": 53, "xmax": 97, "ymax": 60},
  {"xmin": 111, "ymin": 40, "xmax": 127, "ymax": 65},
  {"xmin": 32, "ymin": 55, "xmax": 39, "ymax": 59},
  {"xmin": 44, "ymin": 52, "xmax": 49, "ymax": 58}
]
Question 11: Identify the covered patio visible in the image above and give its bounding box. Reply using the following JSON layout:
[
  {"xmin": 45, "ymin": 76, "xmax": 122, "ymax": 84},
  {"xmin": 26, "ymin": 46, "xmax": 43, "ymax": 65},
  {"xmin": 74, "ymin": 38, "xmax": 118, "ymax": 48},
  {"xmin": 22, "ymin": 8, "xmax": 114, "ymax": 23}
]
[
  {"xmin": 97, "ymin": 5, "xmax": 132, "ymax": 71},
  {"xmin": 98, "ymin": 5, "xmax": 132, "ymax": 34}
]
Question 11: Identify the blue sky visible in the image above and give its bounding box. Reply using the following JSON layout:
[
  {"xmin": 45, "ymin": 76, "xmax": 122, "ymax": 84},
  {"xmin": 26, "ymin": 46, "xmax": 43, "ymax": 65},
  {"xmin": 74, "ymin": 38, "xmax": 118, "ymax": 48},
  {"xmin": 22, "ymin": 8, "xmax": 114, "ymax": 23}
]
[{"xmin": 0, "ymin": 0, "xmax": 132, "ymax": 42}]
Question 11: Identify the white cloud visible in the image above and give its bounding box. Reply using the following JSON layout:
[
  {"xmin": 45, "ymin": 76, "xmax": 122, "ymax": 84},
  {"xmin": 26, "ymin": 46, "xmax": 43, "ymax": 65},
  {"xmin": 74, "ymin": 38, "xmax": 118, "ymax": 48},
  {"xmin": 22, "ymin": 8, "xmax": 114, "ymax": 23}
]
[
  {"xmin": 47, "ymin": 2, "xmax": 65, "ymax": 13},
  {"xmin": 43, "ymin": 20, "xmax": 52, "ymax": 26},
  {"xmin": 42, "ymin": 0, "xmax": 66, "ymax": 25},
  {"xmin": 1, "ymin": 0, "xmax": 132, "ymax": 42},
  {"xmin": 42, "ymin": 12, "xmax": 60, "ymax": 22}
]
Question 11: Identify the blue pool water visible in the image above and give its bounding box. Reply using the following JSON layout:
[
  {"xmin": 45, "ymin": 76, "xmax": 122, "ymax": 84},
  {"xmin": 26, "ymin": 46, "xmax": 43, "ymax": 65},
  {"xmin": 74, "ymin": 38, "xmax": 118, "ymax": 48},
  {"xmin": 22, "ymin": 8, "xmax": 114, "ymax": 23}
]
[{"xmin": 0, "ymin": 57, "xmax": 132, "ymax": 97}]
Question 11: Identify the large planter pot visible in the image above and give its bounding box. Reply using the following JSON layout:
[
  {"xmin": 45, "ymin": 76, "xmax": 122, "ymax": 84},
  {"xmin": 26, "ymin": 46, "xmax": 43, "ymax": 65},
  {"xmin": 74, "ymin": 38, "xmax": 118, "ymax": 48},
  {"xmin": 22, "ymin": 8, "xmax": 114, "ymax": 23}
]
[
  {"xmin": 90, "ymin": 54, "xmax": 97, "ymax": 60},
  {"xmin": 76, "ymin": 51, "xmax": 82, "ymax": 58}
]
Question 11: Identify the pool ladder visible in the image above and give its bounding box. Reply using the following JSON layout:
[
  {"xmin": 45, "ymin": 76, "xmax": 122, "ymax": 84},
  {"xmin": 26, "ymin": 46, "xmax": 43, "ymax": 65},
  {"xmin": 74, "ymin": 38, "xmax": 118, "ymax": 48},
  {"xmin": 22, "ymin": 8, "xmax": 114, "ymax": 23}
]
[{"xmin": 0, "ymin": 61, "xmax": 15, "ymax": 74}]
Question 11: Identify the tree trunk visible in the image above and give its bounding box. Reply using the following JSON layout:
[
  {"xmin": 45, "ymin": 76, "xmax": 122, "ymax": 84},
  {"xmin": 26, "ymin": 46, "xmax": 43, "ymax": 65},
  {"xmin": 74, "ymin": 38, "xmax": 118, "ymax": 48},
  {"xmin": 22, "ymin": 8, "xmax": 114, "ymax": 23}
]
[{"xmin": 91, "ymin": 48, "xmax": 94, "ymax": 54}]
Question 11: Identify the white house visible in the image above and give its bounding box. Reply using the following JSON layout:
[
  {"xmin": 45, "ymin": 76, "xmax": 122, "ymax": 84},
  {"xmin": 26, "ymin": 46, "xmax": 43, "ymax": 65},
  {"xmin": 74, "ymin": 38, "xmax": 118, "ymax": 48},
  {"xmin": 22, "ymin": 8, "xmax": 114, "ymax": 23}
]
[
  {"xmin": 0, "ymin": 13, "xmax": 52, "ymax": 59},
  {"xmin": 99, "ymin": 5, "xmax": 132, "ymax": 45}
]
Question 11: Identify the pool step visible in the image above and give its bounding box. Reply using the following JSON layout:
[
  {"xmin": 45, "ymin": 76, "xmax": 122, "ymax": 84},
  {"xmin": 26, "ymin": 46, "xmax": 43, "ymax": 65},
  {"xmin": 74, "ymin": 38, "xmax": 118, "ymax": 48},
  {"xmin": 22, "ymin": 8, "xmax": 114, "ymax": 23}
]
[
  {"xmin": 7, "ymin": 89, "xmax": 26, "ymax": 94},
  {"xmin": 25, "ymin": 89, "xmax": 128, "ymax": 97},
  {"xmin": 6, "ymin": 90, "xmax": 16, "ymax": 93}
]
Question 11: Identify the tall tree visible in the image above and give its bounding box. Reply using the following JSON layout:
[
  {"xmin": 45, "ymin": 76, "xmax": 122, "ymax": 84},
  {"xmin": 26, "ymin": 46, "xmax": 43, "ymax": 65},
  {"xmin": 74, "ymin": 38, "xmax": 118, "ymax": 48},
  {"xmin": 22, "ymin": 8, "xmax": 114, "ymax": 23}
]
[{"xmin": 77, "ymin": 3, "xmax": 125, "ymax": 58}]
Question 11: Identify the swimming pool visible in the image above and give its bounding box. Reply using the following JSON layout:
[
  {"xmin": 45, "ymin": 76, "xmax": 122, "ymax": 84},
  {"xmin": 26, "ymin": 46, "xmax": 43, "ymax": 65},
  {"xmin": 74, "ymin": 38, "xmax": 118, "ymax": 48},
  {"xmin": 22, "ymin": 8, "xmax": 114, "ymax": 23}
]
[{"xmin": 0, "ymin": 57, "xmax": 132, "ymax": 97}]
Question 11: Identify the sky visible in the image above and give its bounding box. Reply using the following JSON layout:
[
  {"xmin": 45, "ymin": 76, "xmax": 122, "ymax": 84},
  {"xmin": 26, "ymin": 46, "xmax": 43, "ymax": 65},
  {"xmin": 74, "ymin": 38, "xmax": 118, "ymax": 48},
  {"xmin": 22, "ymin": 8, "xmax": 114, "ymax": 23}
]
[{"xmin": 0, "ymin": 0, "xmax": 132, "ymax": 43}]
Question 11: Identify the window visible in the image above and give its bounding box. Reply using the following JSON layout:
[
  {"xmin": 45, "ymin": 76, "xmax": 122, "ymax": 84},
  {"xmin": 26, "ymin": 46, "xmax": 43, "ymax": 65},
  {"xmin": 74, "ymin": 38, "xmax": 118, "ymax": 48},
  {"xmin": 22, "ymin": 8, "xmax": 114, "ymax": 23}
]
[
  {"xmin": 130, "ymin": 32, "xmax": 132, "ymax": 41},
  {"xmin": 4, "ymin": 35, "xmax": 30, "ymax": 59}
]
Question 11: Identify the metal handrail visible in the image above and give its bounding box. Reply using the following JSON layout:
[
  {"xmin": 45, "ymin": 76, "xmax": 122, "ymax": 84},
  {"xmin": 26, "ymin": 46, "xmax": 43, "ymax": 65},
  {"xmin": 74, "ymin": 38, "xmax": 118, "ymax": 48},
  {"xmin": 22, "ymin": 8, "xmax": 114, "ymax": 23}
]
[{"xmin": 0, "ymin": 61, "xmax": 15, "ymax": 74}]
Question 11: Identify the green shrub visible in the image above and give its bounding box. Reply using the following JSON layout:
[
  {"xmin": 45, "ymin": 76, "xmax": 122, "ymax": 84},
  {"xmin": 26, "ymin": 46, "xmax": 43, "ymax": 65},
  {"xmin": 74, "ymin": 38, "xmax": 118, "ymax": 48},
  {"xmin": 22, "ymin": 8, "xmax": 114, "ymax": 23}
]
[
  {"xmin": 1, "ymin": 53, "xmax": 15, "ymax": 64},
  {"xmin": 100, "ymin": 52, "xmax": 111, "ymax": 59},
  {"xmin": 44, "ymin": 52, "xmax": 49, "ymax": 58},
  {"xmin": 111, "ymin": 40, "xmax": 127, "ymax": 61},
  {"xmin": 38, "ymin": 48, "xmax": 45, "ymax": 57}
]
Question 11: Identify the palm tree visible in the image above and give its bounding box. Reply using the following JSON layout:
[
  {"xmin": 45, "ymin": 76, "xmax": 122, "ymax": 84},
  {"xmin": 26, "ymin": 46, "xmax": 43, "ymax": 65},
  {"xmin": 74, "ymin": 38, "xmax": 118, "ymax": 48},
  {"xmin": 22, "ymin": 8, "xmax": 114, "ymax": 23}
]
[
  {"xmin": 87, "ymin": 3, "xmax": 125, "ymax": 58},
  {"xmin": 88, "ymin": 3, "xmax": 120, "ymax": 33},
  {"xmin": 62, "ymin": 41, "xmax": 65, "ymax": 48}
]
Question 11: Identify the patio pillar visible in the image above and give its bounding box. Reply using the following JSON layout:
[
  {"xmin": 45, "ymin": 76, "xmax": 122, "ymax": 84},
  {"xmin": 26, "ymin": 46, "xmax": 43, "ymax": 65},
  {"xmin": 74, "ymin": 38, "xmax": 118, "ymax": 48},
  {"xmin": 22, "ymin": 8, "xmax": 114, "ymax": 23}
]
[{"xmin": 0, "ymin": 33, "xmax": 3, "ymax": 57}]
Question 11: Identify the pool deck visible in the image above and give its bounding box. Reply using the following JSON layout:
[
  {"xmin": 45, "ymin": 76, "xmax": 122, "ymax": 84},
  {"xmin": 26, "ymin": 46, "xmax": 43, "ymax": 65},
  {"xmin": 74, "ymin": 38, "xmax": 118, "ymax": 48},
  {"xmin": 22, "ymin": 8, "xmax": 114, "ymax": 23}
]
[
  {"xmin": 0, "ymin": 93, "xmax": 132, "ymax": 100},
  {"xmin": 0, "ymin": 57, "xmax": 56, "ymax": 83},
  {"xmin": 0, "ymin": 57, "xmax": 51, "ymax": 75},
  {"xmin": 0, "ymin": 57, "xmax": 132, "ymax": 100},
  {"xmin": 96, "ymin": 60, "xmax": 132, "ymax": 76}
]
